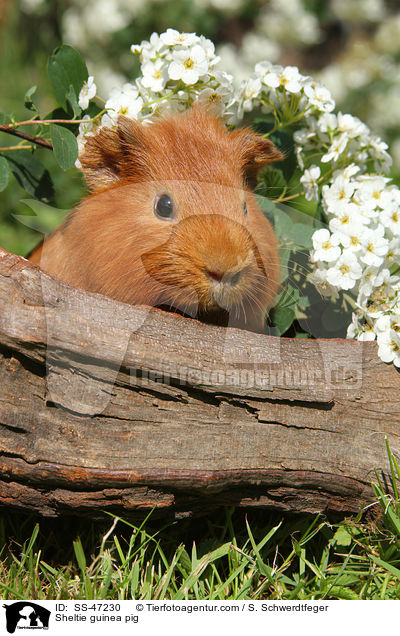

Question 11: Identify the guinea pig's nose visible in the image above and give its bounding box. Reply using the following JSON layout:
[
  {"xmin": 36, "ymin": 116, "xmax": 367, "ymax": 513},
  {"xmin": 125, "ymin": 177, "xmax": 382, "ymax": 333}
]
[{"xmin": 205, "ymin": 268, "xmax": 242, "ymax": 285}]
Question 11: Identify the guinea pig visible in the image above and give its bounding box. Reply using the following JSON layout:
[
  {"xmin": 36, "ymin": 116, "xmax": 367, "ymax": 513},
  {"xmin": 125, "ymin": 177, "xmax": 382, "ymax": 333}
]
[{"xmin": 29, "ymin": 105, "xmax": 283, "ymax": 333}]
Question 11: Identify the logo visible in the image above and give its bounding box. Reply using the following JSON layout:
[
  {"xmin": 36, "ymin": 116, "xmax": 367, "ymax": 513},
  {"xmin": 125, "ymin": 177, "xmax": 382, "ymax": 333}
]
[{"xmin": 3, "ymin": 603, "xmax": 50, "ymax": 633}]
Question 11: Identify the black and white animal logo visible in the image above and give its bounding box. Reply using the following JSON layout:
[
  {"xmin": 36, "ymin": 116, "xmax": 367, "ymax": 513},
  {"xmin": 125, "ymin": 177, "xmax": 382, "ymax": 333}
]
[{"xmin": 3, "ymin": 602, "xmax": 50, "ymax": 633}]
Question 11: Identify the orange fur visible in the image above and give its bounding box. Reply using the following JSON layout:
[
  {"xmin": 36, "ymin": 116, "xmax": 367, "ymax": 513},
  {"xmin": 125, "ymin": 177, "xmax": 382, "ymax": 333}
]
[{"xmin": 30, "ymin": 106, "xmax": 283, "ymax": 332}]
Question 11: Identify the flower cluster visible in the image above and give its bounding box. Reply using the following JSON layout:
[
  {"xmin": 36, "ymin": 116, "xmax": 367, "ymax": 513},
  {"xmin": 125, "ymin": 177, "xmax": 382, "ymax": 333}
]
[
  {"xmin": 310, "ymin": 172, "xmax": 400, "ymax": 290},
  {"xmin": 310, "ymin": 169, "xmax": 400, "ymax": 364},
  {"xmin": 295, "ymin": 112, "xmax": 392, "ymax": 176},
  {"xmin": 75, "ymin": 28, "xmax": 400, "ymax": 368},
  {"xmin": 76, "ymin": 30, "xmax": 235, "ymax": 153},
  {"xmin": 235, "ymin": 61, "xmax": 335, "ymax": 121}
]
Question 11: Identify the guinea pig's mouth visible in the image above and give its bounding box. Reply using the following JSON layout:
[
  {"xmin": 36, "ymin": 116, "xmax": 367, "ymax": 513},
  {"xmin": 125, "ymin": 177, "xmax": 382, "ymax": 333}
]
[
  {"xmin": 154, "ymin": 263, "xmax": 258, "ymax": 328},
  {"xmin": 205, "ymin": 267, "xmax": 250, "ymax": 309}
]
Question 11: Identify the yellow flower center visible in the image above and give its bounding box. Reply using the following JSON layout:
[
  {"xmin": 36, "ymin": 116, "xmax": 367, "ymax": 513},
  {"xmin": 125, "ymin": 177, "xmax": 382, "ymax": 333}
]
[
  {"xmin": 322, "ymin": 241, "xmax": 331, "ymax": 250},
  {"xmin": 153, "ymin": 70, "xmax": 162, "ymax": 79},
  {"xmin": 392, "ymin": 212, "xmax": 399, "ymax": 223},
  {"xmin": 184, "ymin": 58, "xmax": 194, "ymax": 69},
  {"xmin": 340, "ymin": 264, "xmax": 350, "ymax": 274},
  {"xmin": 119, "ymin": 106, "xmax": 128, "ymax": 114},
  {"xmin": 339, "ymin": 190, "xmax": 346, "ymax": 199},
  {"xmin": 350, "ymin": 236, "xmax": 359, "ymax": 246},
  {"xmin": 341, "ymin": 215, "xmax": 349, "ymax": 224},
  {"xmin": 373, "ymin": 190, "xmax": 380, "ymax": 199}
]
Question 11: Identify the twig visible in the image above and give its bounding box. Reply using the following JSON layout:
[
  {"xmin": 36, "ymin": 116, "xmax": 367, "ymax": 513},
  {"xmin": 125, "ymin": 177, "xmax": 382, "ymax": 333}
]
[
  {"xmin": 0, "ymin": 125, "xmax": 53, "ymax": 150},
  {"xmin": 275, "ymin": 192, "xmax": 302, "ymax": 203},
  {"xmin": 12, "ymin": 118, "xmax": 86, "ymax": 126},
  {"xmin": 0, "ymin": 145, "xmax": 34, "ymax": 152}
]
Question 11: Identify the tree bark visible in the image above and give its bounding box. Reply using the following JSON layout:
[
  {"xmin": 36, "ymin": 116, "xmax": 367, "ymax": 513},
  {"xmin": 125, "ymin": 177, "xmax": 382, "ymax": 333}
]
[{"xmin": 0, "ymin": 247, "xmax": 399, "ymax": 519}]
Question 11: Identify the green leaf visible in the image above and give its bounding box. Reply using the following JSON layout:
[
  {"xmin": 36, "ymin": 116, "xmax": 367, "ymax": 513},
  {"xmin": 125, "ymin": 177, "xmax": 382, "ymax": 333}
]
[
  {"xmin": 292, "ymin": 222, "xmax": 315, "ymax": 249},
  {"xmin": 252, "ymin": 118, "xmax": 296, "ymax": 179},
  {"xmin": 50, "ymin": 124, "xmax": 78, "ymax": 170},
  {"xmin": 332, "ymin": 526, "xmax": 353, "ymax": 547},
  {"xmin": 24, "ymin": 85, "xmax": 39, "ymax": 112},
  {"xmin": 47, "ymin": 44, "xmax": 88, "ymax": 111},
  {"xmin": 278, "ymin": 245, "xmax": 291, "ymax": 283},
  {"xmin": 273, "ymin": 208, "xmax": 293, "ymax": 245},
  {"xmin": 3, "ymin": 150, "xmax": 54, "ymax": 201},
  {"xmin": 257, "ymin": 166, "xmax": 286, "ymax": 199},
  {"xmin": 66, "ymin": 84, "xmax": 82, "ymax": 118},
  {"xmin": 14, "ymin": 199, "xmax": 68, "ymax": 233},
  {"xmin": 271, "ymin": 283, "xmax": 300, "ymax": 335},
  {"xmin": 0, "ymin": 156, "xmax": 10, "ymax": 191},
  {"xmin": 370, "ymin": 556, "xmax": 400, "ymax": 581}
]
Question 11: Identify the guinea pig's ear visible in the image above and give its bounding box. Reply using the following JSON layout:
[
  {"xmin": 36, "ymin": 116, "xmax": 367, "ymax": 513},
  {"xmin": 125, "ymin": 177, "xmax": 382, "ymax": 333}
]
[
  {"xmin": 79, "ymin": 116, "xmax": 149, "ymax": 191},
  {"xmin": 233, "ymin": 129, "xmax": 284, "ymax": 187}
]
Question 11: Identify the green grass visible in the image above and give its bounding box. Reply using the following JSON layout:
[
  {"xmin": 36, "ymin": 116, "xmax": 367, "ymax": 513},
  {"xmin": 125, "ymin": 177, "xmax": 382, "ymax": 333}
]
[
  {"xmin": 1, "ymin": 4, "xmax": 400, "ymax": 603},
  {"xmin": 1, "ymin": 451, "xmax": 400, "ymax": 601}
]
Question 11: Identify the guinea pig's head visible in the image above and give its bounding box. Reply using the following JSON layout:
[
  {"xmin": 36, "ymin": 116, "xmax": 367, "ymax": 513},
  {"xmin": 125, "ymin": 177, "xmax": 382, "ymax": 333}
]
[{"xmin": 79, "ymin": 106, "xmax": 283, "ymax": 331}]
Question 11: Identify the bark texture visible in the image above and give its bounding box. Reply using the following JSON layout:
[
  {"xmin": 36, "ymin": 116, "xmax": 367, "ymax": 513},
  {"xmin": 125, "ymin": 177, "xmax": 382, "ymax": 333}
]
[{"xmin": 0, "ymin": 248, "xmax": 399, "ymax": 518}]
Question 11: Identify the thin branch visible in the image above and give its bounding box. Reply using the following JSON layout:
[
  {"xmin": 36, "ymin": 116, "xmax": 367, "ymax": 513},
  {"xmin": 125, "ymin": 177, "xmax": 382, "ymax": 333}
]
[
  {"xmin": 0, "ymin": 145, "xmax": 34, "ymax": 152},
  {"xmin": 12, "ymin": 118, "xmax": 84, "ymax": 126},
  {"xmin": 0, "ymin": 125, "xmax": 53, "ymax": 150},
  {"xmin": 275, "ymin": 192, "xmax": 303, "ymax": 203}
]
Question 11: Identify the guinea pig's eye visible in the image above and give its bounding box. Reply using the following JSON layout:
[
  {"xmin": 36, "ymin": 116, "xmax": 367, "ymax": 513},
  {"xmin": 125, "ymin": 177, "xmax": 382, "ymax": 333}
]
[
  {"xmin": 154, "ymin": 194, "xmax": 174, "ymax": 220},
  {"xmin": 243, "ymin": 200, "xmax": 248, "ymax": 216}
]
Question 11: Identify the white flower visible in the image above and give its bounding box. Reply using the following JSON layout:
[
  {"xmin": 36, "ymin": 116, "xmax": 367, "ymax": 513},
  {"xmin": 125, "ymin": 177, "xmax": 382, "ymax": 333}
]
[
  {"xmin": 168, "ymin": 45, "xmax": 209, "ymax": 85},
  {"xmin": 261, "ymin": 69, "xmax": 280, "ymax": 90},
  {"xmin": 196, "ymin": 86, "xmax": 232, "ymax": 115},
  {"xmin": 369, "ymin": 136, "xmax": 392, "ymax": 171},
  {"xmin": 304, "ymin": 83, "xmax": 335, "ymax": 112},
  {"xmin": 323, "ymin": 176, "xmax": 355, "ymax": 213},
  {"xmin": 358, "ymin": 329, "xmax": 377, "ymax": 341},
  {"xmin": 75, "ymin": 114, "xmax": 94, "ymax": 168},
  {"xmin": 239, "ymin": 78, "xmax": 262, "ymax": 113},
  {"xmin": 359, "ymin": 226, "xmax": 389, "ymax": 267},
  {"xmin": 336, "ymin": 163, "xmax": 360, "ymax": 180},
  {"xmin": 300, "ymin": 165, "xmax": 320, "ymax": 201},
  {"xmin": 198, "ymin": 35, "xmax": 219, "ymax": 63},
  {"xmin": 337, "ymin": 112, "xmax": 368, "ymax": 137},
  {"xmin": 294, "ymin": 127, "xmax": 315, "ymax": 147},
  {"xmin": 381, "ymin": 203, "xmax": 400, "ymax": 236},
  {"xmin": 321, "ymin": 133, "xmax": 349, "ymax": 163},
  {"xmin": 308, "ymin": 266, "xmax": 339, "ymax": 298},
  {"xmin": 377, "ymin": 329, "xmax": 400, "ymax": 367},
  {"xmin": 311, "ymin": 228, "xmax": 341, "ymax": 263},
  {"xmin": 141, "ymin": 59, "xmax": 168, "ymax": 92},
  {"xmin": 331, "ymin": 221, "xmax": 365, "ymax": 253},
  {"xmin": 328, "ymin": 202, "xmax": 368, "ymax": 234},
  {"xmin": 355, "ymin": 176, "xmax": 392, "ymax": 210},
  {"xmin": 131, "ymin": 33, "xmax": 165, "ymax": 63},
  {"xmin": 358, "ymin": 266, "xmax": 391, "ymax": 297},
  {"xmin": 385, "ymin": 240, "xmax": 400, "ymax": 270},
  {"xmin": 103, "ymin": 83, "xmax": 143, "ymax": 126},
  {"xmin": 78, "ymin": 76, "xmax": 96, "ymax": 110},
  {"xmin": 278, "ymin": 66, "xmax": 303, "ymax": 93},
  {"xmin": 317, "ymin": 113, "xmax": 337, "ymax": 133},
  {"xmin": 160, "ymin": 29, "xmax": 198, "ymax": 47},
  {"xmin": 325, "ymin": 251, "xmax": 363, "ymax": 290}
]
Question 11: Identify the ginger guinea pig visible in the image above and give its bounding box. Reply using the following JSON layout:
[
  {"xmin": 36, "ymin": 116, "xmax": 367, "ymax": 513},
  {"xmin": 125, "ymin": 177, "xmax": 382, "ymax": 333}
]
[{"xmin": 29, "ymin": 106, "xmax": 283, "ymax": 333}]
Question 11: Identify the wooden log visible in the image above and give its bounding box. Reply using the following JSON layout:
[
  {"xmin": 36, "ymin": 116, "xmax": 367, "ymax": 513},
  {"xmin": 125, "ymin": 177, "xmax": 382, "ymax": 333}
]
[{"xmin": 0, "ymin": 247, "xmax": 399, "ymax": 518}]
